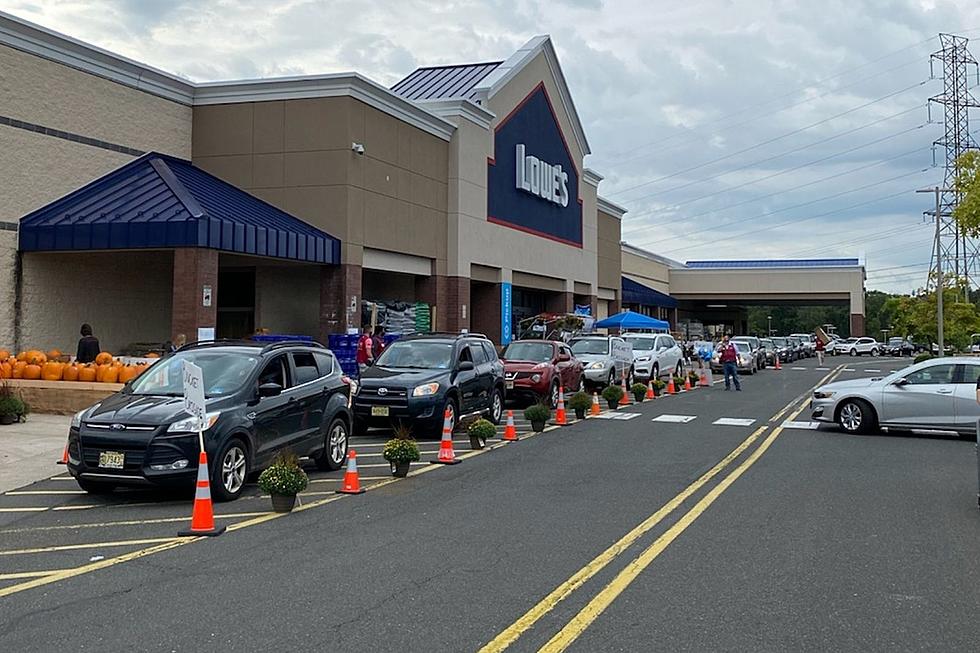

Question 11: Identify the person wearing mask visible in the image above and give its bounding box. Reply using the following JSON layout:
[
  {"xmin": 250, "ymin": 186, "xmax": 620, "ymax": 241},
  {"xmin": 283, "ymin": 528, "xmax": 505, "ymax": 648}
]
[
  {"xmin": 717, "ymin": 334, "xmax": 741, "ymax": 391},
  {"xmin": 76, "ymin": 323, "xmax": 101, "ymax": 364},
  {"xmin": 356, "ymin": 327, "xmax": 374, "ymax": 375}
]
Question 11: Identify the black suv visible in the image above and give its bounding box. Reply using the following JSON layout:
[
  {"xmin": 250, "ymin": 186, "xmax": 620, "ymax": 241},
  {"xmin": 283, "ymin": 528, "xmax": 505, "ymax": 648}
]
[
  {"xmin": 354, "ymin": 333, "xmax": 506, "ymax": 437},
  {"xmin": 66, "ymin": 341, "xmax": 353, "ymax": 501}
]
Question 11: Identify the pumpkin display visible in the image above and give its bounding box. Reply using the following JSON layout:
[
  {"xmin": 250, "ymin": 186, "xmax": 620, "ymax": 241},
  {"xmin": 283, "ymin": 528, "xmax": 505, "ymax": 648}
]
[
  {"xmin": 41, "ymin": 361, "xmax": 64, "ymax": 381},
  {"xmin": 78, "ymin": 365, "xmax": 97, "ymax": 382},
  {"xmin": 117, "ymin": 365, "xmax": 140, "ymax": 383},
  {"xmin": 47, "ymin": 349, "xmax": 62, "ymax": 361},
  {"xmin": 24, "ymin": 350, "xmax": 46, "ymax": 365},
  {"xmin": 62, "ymin": 364, "xmax": 80, "ymax": 382},
  {"xmin": 95, "ymin": 352, "xmax": 113, "ymax": 365},
  {"xmin": 0, "ymin": 349, "xmax": 9, "ymax": 361},
  {"xmin": 100, "ymin": 365, "xmax": 119, "ymax": 383},
  {"xmin": 12, "ymin": 361, "xmax": 27, "ymax": 378},
  {"xmin": 16, "ymin": 351, "xmax": 27, "ymax": 362},
  {"xmin": 145, "ymin": 353, "xmax": 160, "ymax": 359},
  {"xmin": 22, "ymin": 363, "xmax": 42, "ymax": 380},
  {"xmin": 0, "ymin": 362, "xmax": 11, "ymax": 379}
]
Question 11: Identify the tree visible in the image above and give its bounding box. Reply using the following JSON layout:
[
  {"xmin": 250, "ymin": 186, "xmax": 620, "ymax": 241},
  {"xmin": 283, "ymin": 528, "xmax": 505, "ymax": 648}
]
[
  {"xmin": 952, "ymin": 150, "xmax": 980, "ymax": 236},
  {"xmin": 884, "ymin": 280, "xmax": 980, "ymax": 351}
]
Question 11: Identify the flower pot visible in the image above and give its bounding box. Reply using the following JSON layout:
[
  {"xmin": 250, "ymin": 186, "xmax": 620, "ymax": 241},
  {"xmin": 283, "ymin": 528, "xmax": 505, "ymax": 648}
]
[
  {"xmin": 632, "ymin": 393, "xmax": 645, "ymax": 403},
  {"xmin": 0, "ymin": 413, "xmax": 15, "ymax": 425},
  {"xmin": 574, "ymin": 408, "xmax": 586, "ymax": 420},
  {"xmin": 606, "ymin": 399, "xmax": 618, "ymax": 410},
  {"xmin": 270, "ymin": 493, "xmax": 297, "ymax": 513},
  {"xmin": 469, "ymin": 434, "xmax": 486, "ymax": 450},
  {"xmin": 390, "ymin": 460, "xmax": 411, "ymax": 477},
  {"xmin": 530, "ymin": 419, "xmax": 546, "ymax": 432}
]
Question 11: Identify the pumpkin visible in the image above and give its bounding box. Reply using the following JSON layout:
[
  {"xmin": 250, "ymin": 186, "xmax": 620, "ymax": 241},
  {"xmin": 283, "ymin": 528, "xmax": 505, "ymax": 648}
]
[
  {"xmin": 78, "ymin": 365, "xmax": 97, "ymax": 382},
  {"xmin": 47, "ymin": 349, "xmax": 62, "ymax": 361},
  {"xmin": 12, "ymin": 361, "xmax": 27, "ymax": 378},
  {"xmin": 0, "ymin": 362, "xmax": 10, "ymax": 379},
  {"xmin": 0, "ymin": 349, "xmax": 8, "ymax": 361},
  {"xmin": 117, "ymin": 365, "xmax": 139, "ymax": 383},
  {"xmin": 25, "ymin": 350, "xmax": 46, "ymax": 365},
  {"xmin": 95, "ymin": 352, "xmax": 113, "ymax": 365},
  {"xmin": 101, "ymin": 365, "xmax": 119, "ymax": 383},
  {"xmin": 23, "ymin": 363, "xmax": 42, "ymax": 380},
  {"xmin": 145, "ymin": 352, "xmax": 160, "ymax": 359},
  {"xmin": 62, "ymin": 364, "xmax": 80, "ymax": 382},
  {"xmin": 41, "ymin": 361, "xmax": 64, "ymax": 381},
  {"xmin": 16, "ymin": 351, "xmax": 27, "ymax": 362}
]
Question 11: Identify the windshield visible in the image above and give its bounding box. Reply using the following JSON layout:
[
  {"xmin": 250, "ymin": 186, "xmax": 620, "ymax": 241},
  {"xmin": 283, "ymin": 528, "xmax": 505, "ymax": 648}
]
[
  {"xmin": 733, "ymin": 342, "xmax": 751, "ymax": 353},
  {"xmin": 888, "ymin": 338, "xmax": 903, "ymax": 345},
  {"xmin": 787, "ymin": 338, "xmax": 800, "ymax": 345},
  {"xmin": 571, "ymin": 339, "xmax": 609, "ymax": 355},
  {"xmin": 771, "ymin": 337, "xmax": 787, "ymax": 346},
  {"xmin": 624, "ymin": 337, "xmax": 656, "ymax": 351},
  {"xmin": 129, "ymin": 350, "xmax": 260, "ymax": 398},
  {"xmin": 502, "ymin": 342, "xmax": 554, "ymax": 362},
  {"xmin": 761, "ymin": 340, "xmax": 775, "ymax": 350},
  {"xmin": 375, "ymin": 341, "xmax": 453, "ymax": 369}
]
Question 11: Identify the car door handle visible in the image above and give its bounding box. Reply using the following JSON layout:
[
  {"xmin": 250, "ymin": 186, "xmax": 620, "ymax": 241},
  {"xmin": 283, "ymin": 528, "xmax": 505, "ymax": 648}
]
[{"xmin": 936, "ymin": 388, "xmax": 953, "ymax": 394}]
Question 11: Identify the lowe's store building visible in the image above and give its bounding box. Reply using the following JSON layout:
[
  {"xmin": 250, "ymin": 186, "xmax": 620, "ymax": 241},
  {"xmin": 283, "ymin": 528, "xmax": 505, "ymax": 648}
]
[{"xmin": 0, "ymin": 11, "xmax": 627, "ymax": 353}]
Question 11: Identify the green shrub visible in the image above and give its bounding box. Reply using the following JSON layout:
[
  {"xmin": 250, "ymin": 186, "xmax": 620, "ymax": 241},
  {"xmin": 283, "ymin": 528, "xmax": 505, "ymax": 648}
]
[
  {"xmin": 257, "ymin": 452, "xmax": 309, "ymax": 496},
  {"xmin": 383, "ymin": 437, "xmax": 420, "ymax": 464},
  {"xmin": 524, "ymin": 403, "xmax": 551, "ymax": 423},
  {"xmin": 467, "ymin": 418, "xmax": 496, "ymax": 441},
  {"xmin": 602, "ymin": 384, "xmax": 624, "ymax": 403},
  {"xmin": 672, "ymin": 376, "xmax": 685, "ymax": 388},
  {"xmin": 567, "ymin": 391, "xmax": 593, "ymax": 411},
  {"xmin": 631, "ymin": 382, "xmax": 648, "ymax": 394},
  {"xmin": 652, "ymin": 378, "xmax": 666, "ymax": 390},
  {"xmin": 913, "ymin": 352, "xmax": 933, "ymax": 364},
  {"xmin": 0, "ymin": 395, "xmax": 25, "ymax": 417}
]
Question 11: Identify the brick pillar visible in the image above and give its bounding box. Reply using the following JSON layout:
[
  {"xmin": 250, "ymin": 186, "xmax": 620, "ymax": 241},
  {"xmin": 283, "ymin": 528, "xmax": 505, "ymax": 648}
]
[
  {"xmin": 415, "ymin": 275, "xmax": 446, "ymax": 333},
  {"xmin": 319, "ymin": 263, "xmax": 362, "ymax": 337},
  {"xmin": 471, "ymin": 282, "xmax": 502, "ymax": 344},
  {"xmin": 444, "ymin": 276, "xmax": 470, "ymax": 333},
  {"xmin": 850, "ymin": 313, "xmax": 865, "ymax": 337},
  {"xmin": 172, "ymin": 248, "xmax": 218, "ymax": 342},
  {"xmin": 546, "ymin": 291, "xmax": 573, "ymax": 314}
]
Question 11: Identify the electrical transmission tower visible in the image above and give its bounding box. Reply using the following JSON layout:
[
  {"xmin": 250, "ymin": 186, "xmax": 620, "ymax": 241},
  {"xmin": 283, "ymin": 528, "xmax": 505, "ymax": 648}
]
[{"xmin": 926, "ymin": 33, "xmax": 980, "ymax": 295}]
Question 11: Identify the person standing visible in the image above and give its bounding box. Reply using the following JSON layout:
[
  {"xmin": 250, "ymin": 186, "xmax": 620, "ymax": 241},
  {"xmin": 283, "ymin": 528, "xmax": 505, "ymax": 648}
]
[
  {"xmin": 718, "ymin": 335, "xmax": 741, "ymax": 391},
  {"xmin": 815, "ymin": 336, "xmax": 825, "ymax": 366},
  {"xmin": 372, "ymin": 326, "xmax": 386, "ymax": 361},
  {"xmin": 76, "ymin": 323, "xmax": 101, "ymax": 364},
  {"xmin": 356, "ymin": 327, "xmax": 374, "ymax": 375}
]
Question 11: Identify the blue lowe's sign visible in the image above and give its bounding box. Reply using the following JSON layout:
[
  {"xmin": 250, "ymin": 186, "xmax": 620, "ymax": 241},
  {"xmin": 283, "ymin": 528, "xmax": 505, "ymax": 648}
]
[
  {"xmin": 487, "ymin": 83, "xmax": 582, "ymax": 247},
  {"xmin": 500, "ymin": 282, "xmax": 513, "ymax": 345}
]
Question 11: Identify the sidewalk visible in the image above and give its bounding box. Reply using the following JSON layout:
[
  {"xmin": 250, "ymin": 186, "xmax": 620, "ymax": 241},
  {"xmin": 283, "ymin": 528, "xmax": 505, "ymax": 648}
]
[{"xmin": 0, "ymin": 414, "xmax": 71, "ymax": 493}]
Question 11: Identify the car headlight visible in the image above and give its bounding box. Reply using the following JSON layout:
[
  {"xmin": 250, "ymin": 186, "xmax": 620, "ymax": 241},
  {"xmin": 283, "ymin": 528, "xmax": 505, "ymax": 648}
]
[
  {"xmin": 531, "ymin": 374, "xmax": 542, "ymax": 383},
  {"xmin": 70, "ymin": 408, "xmax": 87, "ymax": 429},
  {"xmin": 813, "ymin": 390, "xmax": 835, "ymax": 399},
  {"xmin": 589, "ymin": 361, "xmax": 605, "ymax": 370},
  {"xmin": 532, "ymin": 362, "xmax": 549, "ymax": 370},
  {"xmin": 412, "ymin": 382, "xmax": 440, "ymax": 397},
  {"xmin": 167, "ymin": 411, "xmax": 221, "ymax": 433},
  {"xmin": 636, "ymin": 356, "xmax": 651, "ymax": 363}
]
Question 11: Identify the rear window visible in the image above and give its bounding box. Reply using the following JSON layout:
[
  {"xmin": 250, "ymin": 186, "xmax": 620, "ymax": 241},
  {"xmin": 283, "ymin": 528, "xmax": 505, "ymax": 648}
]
[
  {"xmin": 314, "ymin": 352, "xmax": 335, "ymax": 376},
  {"xmin": 292, "ymin": 352, "xmax": 320, "ymax": 385},
  {"xmin": 571, "ymin": 339, "xmax": 608, "ymax": 355},
  {"xmin": 375, "ymin": 340, "xmax": 454, "ymax": 369}
]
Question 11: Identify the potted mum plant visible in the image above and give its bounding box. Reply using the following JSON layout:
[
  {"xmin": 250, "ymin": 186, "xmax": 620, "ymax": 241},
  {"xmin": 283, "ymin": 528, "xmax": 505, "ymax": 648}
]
[
  {"xmin": 468, "ymin": 418, "xmax": 496, "ymax": 450},
  {"xmin": 687, "ymin": 370, "xmax": 700, "ymax": 387},
  {"xmin": 257, "ymin": 451, "xmax": 308, "ymax": 513},
  {"xmin": 524, "ymin": 403, "xmax": 551, "ymax": 432},
  {"xmin": 652, "ymin": 378, "xmax": 666, "ymax": 397},
  {"xmin": 672, "ymin": 374, "xmax": 685, "ymax": 391},
  {"xmin": 567, "ymin": 391, "xmax": 592, "ymax": 420},
  {"xmin": 630, "ymin": 382, "xmax": 648, "ymax": 403},
  {"xmin": 383, "ymin": 424, "xmax": 420, "ymax": 477},
  {"xmin": 601, "ymin": 384, "xmax": 624, "ymax": 409},
  {"xmin": 0, "ymin": 383, "xmax": 27, "ymax": 425}
]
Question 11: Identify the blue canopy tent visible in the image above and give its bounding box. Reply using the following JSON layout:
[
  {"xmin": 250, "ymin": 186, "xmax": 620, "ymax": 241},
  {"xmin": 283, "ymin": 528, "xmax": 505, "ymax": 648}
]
[{"xmin": 594, "ymin": 311, "xmax": 670, "ymax": 331}]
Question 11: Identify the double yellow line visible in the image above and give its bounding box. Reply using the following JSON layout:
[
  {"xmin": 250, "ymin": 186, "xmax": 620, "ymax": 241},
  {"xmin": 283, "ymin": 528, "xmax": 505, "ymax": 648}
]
[{"xmin": 481, "ymin": 365, "xmax": 843, "ymax": 653}]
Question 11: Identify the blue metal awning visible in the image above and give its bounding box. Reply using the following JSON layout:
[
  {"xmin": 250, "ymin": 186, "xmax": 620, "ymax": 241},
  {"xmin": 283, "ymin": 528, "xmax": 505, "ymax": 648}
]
[
  {"xmin": 18, "ymin": 153, "xmax": 340, "ymax": 264},
  {"xmin": 622, "ymin": 276, "xmax": 678, "ymax": 309}
]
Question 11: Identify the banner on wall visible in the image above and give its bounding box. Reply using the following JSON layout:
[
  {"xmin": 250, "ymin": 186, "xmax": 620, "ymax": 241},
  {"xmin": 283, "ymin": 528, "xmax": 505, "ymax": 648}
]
[{"xmin": 501, "ymin": 282, "xmax": 513, "ymax": 345}]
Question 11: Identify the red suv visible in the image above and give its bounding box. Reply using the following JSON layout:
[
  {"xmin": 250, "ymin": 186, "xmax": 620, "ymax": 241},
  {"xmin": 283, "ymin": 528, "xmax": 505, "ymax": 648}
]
[{"xmin": 500, "ymin": 340, "xmax": 585, "ymax": 407}]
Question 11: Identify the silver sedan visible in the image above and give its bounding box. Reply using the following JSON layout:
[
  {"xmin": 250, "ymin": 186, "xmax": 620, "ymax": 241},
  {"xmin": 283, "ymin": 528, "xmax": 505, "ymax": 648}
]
[{"xmin": 811, "ymin": 357, "xmax": 980, "ymax": 436}]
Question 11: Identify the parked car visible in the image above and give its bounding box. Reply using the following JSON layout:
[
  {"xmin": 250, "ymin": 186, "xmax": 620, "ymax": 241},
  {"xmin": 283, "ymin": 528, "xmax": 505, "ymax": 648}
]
[
  {"xmin": 732, "ymin": 336, "xmax": 766, "ymax": 369},
  {"xmin": 846, "ymin": 337, "xmax": 882, "ymax": 356},
  {"xmin": 66, "ymin": 341, "xmax": 353, "ymax": 501},
  {"xmin": 790, "ymin": 333, "xmax": 816, "ymax": 357},
  {"xmin": 885, "ymin": 337, "xmax": 915, "ymax": 357},
  {"xmin": 622, "ymin": 333, "xmax": 683, "ymax": 381},
  {"xmin": 354, "ymin": 333, "xmax": 505, "ymax": 437},
  {"xmin": 786, "ymin": 336, "xmax": 806, "ymax": 359},
  {"xmin": 812, "ymin": 356, "xmax": 980, "ymax": 436},
  {"xmin": 570, "ymin": 335, "xmax": 634, "ymax": 388},
  {"xmin": 831, "ymin": 337, "xmax": 858, "ymax": 355},
  {"xmin": 711, "ymin": 340, "xmax": 757, "ymax": 375},
  {"xmin": 501, "ymin": 339, "xmax": 584, "ymax": 407},
  {"xmin": 759, "ymin": 338, "xmax": 778, "ymax": 366},
  {"xmin": 770, "ymin": 336, "xmax": 795, "ymax": 362}
]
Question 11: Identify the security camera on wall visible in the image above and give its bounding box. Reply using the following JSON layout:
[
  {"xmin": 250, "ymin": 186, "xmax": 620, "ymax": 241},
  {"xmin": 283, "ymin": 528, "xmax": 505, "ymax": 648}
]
[{"xmin": 351, "ymin": 142, "xmax": 365, "ymax": 155}]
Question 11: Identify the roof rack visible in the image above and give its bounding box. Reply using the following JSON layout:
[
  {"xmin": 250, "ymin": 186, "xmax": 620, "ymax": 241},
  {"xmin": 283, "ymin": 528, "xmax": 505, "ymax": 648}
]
[
  {"xmin": 177, "ymin": 339, "xmax": 326, "ymax": 354},
  {"xmin": 259, "ymin": 340, "xmax": 327, "ymax": 354},
  {"xmin": 417, "ymin": 332, "xmax": 490, "ymax": 340}
]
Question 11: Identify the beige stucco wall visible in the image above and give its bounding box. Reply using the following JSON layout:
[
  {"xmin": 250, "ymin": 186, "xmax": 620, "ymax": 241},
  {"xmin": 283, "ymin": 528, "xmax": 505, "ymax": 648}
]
[
  {"xmin": 0, "ymin": 230, "xmax": 17, "ymax": 348},
  {"xmin": 597, "ymin": 210, "xmax": 622, "ymax": 293},
  {"xmin": 622, "ymin": 249, "xmax": 671, "ymax": 294},
  {"xmin": 449, "ymin": 51, "xmax": 598, "ymax": 295},
  {"xmin": 19, "ymin": 251, "xmax": 173, "ymax": 354},
  {"xmin": 193, "ymin": 96, "xmax": 448, "ymax": 270},
  {"xmin": 253, "ymin": 264, "xmax": 319, "ymax": 336}
]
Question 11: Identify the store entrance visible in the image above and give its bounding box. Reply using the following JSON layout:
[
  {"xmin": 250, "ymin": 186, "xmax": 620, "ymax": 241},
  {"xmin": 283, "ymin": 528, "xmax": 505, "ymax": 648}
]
[
  {"xmin": 512, "ymin": 287, "xmax": 548, "ymax": 339},
  {"xmin": 216, "ymin": 267, "xmax": 255, "ymax": 339}
]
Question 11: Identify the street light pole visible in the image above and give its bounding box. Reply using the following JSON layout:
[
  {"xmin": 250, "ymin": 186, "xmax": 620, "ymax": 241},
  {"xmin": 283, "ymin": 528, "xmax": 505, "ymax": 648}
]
[
  {"xmin": 767, "ymin": 315, "xmax": 772, "ymax": 336},
  {"xmin": 917, "ymin": 187, "xmax": 945, "ymax": 357}
]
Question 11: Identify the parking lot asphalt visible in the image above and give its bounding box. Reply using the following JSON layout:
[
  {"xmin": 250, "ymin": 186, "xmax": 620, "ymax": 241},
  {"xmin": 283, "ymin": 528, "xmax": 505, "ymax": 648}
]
[{"xmin": 2, "ymin": 355, "xmax": 977, "ymax": 652}]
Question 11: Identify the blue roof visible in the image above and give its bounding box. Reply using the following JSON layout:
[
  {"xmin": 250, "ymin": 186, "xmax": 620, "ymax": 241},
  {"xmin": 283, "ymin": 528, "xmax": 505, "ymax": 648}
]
[
  {"xmin": 684, "ymin": 259, "xmax": 860, "ymax": 269},
  {"xmin": 18, "ymin": 153, "xmax": 340, "ymax": 264},
  {"xmin": 595, "ymin": 311, "xmax": 670, "ymax": 331},
  {"xmin": 622, "ymin": 276, "xmax": 678, "ymax": 309},
  {"xmin": 392, "ymin": 62, "xmax": 502, "ymax": 101}
]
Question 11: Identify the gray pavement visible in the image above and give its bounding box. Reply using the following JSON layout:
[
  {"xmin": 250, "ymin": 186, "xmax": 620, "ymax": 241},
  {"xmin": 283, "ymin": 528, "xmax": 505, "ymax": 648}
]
[
  {"xmin": 1, "ymin": 356, "xmax": 977, "ymax": 652},
  {"xmin": 0, "ymin": 414, "xmax": 70, "ymax": 493}
]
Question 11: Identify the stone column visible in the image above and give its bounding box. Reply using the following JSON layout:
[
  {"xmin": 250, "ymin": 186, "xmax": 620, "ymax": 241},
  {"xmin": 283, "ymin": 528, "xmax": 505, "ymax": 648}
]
[
  {"xmin": 546, "ymin": 291, "xmax": 574, "ymax": 314},
  {"xmin": 850, "ymin": 313, "xmax": 865, "ymax": 337},
  {"xmin": 470, "ymin": 282, "xmax": 502, "ymax": 344},
  {"xmin": 319, "ymin": 263, "xmax": 362, "ymax": 336},
  {"xmin": 444, "ymin": 276, "xmax": 470, "ymax": 333},
  {"xmin": 172, "ymin": 248, "xmax": 218, "ymax": 342}
]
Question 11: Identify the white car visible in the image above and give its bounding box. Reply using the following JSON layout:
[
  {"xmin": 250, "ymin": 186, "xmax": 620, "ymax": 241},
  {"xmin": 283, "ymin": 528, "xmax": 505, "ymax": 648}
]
[
  {"xmin": 790, "ymin": 333, "xmax": 816, "ymax": 356},
  {"xmin": 622, "ymin": 333, "xmax": 683, "ymax": 381},
  {"xmin": 832, "ymin": 337, "xmax": 858, "ymax": 355},
  {"xmin": 846, "ymin": 337, "xmax": 882, "ymax": 357},
  {"xmin": 569, "ymin": 336, "xmax": 634, "ymax": 387}
]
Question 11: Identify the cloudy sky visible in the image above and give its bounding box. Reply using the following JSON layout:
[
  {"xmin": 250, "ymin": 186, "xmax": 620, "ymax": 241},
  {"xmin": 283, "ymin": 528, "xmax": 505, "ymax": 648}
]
[{"xmin": 4, "ymin": 0, "xmax": 979, "ymax": 293}]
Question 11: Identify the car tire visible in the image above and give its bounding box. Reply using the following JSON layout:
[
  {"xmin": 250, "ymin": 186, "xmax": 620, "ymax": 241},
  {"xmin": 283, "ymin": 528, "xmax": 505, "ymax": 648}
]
[
  {"xmin": 577, "ymin": 375, "xmax": 586, "ymax": 393},
  {"xmin": 315, "ymin": 417, "xmax": 349, "ymax": 471},
  {"xmin": 674, "ymin": 362, "xmax": 683, "ymax": 377},
  {"xmin": 837, "ymin": 399, "xmax": 877, "ymax": 435},
  {"xmin": 608, "ymin": 370, "xmax": 617, "ymax": 388},
  {"xmin": 434, "ymin": 397, "xmax": 458, "ymax": 438},
  {"xmin": 549, "ymin": 381, "xmax": 560, "ymax": 409},
  {"xmin": 211, "ymin": 438, "xmax": 249, "ymax": 502},
  {"xmin": 871, "ymin": 348, "xmax": 880, "ymax": 357},
  {"xmin": 627, "ymin": 367, "xmax": 635, "ymax": 386},
  {"xmin": 76, "ymin": 478, "xmax": 115, "ymax": 495},
  {"xmin": 652, "ymin": 363, "xmax": 660, "ymax": 380},
  {"xmin": 487, "ymin": 387, "xmax": 504, "ymax": 425},
  {"xmin": 850, "ymin": 349, "xmax": 857, "ymax": 357}
]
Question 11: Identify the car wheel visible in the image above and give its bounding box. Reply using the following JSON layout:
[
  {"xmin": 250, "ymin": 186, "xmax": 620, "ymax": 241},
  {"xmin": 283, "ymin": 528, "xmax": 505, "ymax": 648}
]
[
  {"xmin": 652, "ymin": 363, "xmax": 660, "ymax": 380},
  {"xmin": 212, "ymin": 438, "xmax": 249, "ymax": 502},
  {"xmin": 627, "ymin": 367, "xmax": 635, "ymax": 386},
  {"xmin": 549, "ymin": 381, "xmax": 560, "ymax": 409},
  {"xmin": 871, "ymin": 348, "xmax": 880, "ymax": 357},
  {"xmin": 315, "ymin": 417, "xmax": 349, "ymax": 471},
  {"xmin": 608, "ymin": 370, "xmax": 617, "ymax": 387},
  {"xmin": 837, "ymin": 399, "xmax": 877, "ymax": 435},
  {"xmin": 488, "ymin": 387, "xmax": 504, "ymax": 425},
  {"xmin": 675, "ymin": 362, "xmax": 683, "ymax": 377},
  {"xmin": 435, "ymin": 398, "xmax": 458, "ymax": 438},
  {"xmin": 849, "ymin": 349, "xmax": 857, "ymax": 357},
  {"xmin": 577, "ymin": 375, "xmax": 586, "ymax": 393},
  {"xmin": 76, "ymin": 478, "xmax": 115, "ymax": 495}
]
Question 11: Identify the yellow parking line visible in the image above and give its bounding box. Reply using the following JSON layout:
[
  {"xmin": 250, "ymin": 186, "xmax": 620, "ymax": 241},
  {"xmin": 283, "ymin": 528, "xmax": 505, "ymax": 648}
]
[
  {"xmin": 0, "ymin": 537, "xmax": 177, "ymax": 557},
  {"xmin": 0, "ymin": 570, "xmax": 66, "ymax": 581},
  {"xmin": 0, "ymin": 507, "xmax": 49, "ymax": 513},
  {"xmin": 4, "ymin": 490, "xmax": 88, "ymax": 496}
]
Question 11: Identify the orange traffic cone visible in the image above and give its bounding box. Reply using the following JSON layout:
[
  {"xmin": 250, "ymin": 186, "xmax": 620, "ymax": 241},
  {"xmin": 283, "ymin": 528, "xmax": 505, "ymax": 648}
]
[
  {"xmin": 618, "ymin": 377, "xmax": 631, "ymax": 406},
  {"xmin": 774, "ymin": 355, "xmax": 782, "ymax": 370},
  {"xmin": 590, "ymin": 392, "xmax": 601, "ymax": 416},
  {"xmin": 57, "ymin": 439, "xmax": 69, "ymax": 465},
  {"xmin": 645, "ymin": 381, "xmax": 655, "ymax": 400},
  {"xmin": 667, "ymin": 377, "xmax": 677, "ymax": 395},
  {"xmin": 556, "ymin": 386, "xmax": 567, "ymax": 424},
  {"xmin": 699, "ymin": 369, "xmax": 710, "ymax": 387},
  {"xmin": 337, "ymin": 450, "xmax": 366, "ymax": 494},
  {"xmin": 503, "ymin": 410, "xmax": 518, "ymax": 441},
  {"xmin": 683, "ymin": 375, "xmax": 693, "ymax": 391},
  {"xmin": 178, "ymin": 451, "xmax": 226, "ymax": 537},
  {"xmin": 431, "ymin": 409, "xmax": 461, "ymax": 465}
]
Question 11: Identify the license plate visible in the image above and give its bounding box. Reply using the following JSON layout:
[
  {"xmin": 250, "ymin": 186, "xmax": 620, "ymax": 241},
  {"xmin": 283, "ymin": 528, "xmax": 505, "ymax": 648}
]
[
  {"xmin": 505, "ymin": 380, "xmax": 515, "ymax": 390},
  {"xmin": 98, "ymin": 451, "xmax": 125, "ymax": 469},
  {"xmin": 371, "ymin": 406, "xmax": 389, "ymax": 417}
]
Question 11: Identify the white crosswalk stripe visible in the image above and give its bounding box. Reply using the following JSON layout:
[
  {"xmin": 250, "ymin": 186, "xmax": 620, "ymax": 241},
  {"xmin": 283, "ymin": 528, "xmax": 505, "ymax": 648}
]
[
  {"xmin": 782, "ymin": 420, "xmax": 821, "ymax": 430},
  {"xmin": 712, "ymin": 417, "xmax": 756, "ymax": 427},
  {"xmin": 652, "ymin": 414, "xmax": 697, "ymax": 423}
]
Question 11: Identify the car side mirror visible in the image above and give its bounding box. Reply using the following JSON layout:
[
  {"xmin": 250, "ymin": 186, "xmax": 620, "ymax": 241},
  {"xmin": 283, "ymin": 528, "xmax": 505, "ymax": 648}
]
[
  {"xmin": 258, "ymin": 382, "xmax": 283, "ymax": 398},
  {"xmin": 458, "ymin": 361, "xmax": 475, "ymax": 372},
  {"xmin": 893, "ymin": 377, "xmax": 908, "ymax": 387},
  {"xmin": 558, "ymin": 353, "xmax": 571, "ymax": 362}
]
